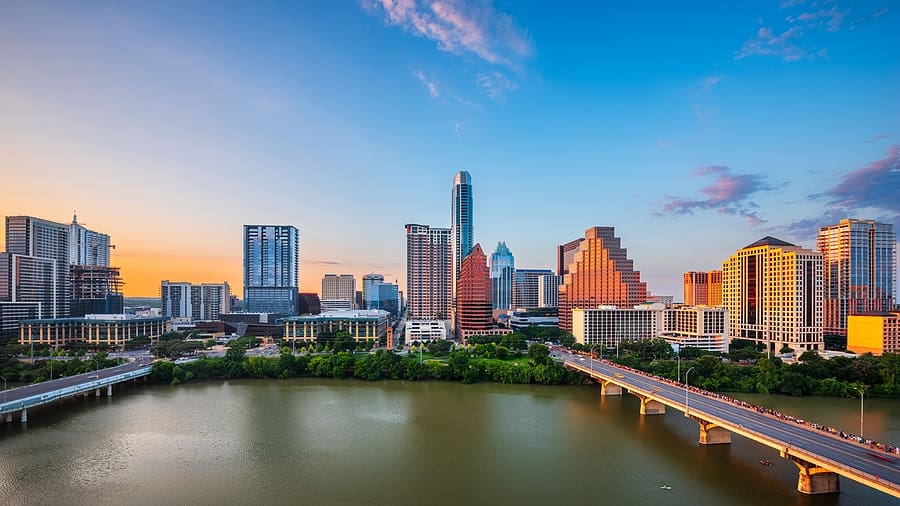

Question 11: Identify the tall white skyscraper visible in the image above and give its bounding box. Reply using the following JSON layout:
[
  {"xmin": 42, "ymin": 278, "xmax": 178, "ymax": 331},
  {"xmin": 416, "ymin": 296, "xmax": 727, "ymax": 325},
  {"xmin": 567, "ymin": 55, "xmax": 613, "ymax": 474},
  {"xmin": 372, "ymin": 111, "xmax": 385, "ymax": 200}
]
[
  {"xmin": 406, "ymin": 223, "xmax": 451, "ymax": 320},
  {"xmin": 451, "ymin": 171, "xmax": 473, "ymax": 300},
  {"xmin": 243, "ymin": 225, "xmax": 299, "ymax": 315},
  {"xmin": 69, "ymin": 213, "xmax": 111, "ymax": 267}
]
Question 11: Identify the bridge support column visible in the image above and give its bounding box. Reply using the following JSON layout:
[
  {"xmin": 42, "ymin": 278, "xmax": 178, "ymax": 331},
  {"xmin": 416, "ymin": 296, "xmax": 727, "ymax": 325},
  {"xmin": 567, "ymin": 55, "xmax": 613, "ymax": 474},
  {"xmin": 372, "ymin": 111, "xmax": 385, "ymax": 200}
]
[
  {"xmin": 5, "ymin": 413, "xmax": 11, "ymax": 423},
  {"xmin": 95, "ymin": 388, "xmax": 101, "ymax": 397},
  {"xmin": 783, "ymin": 453, "xmax": 839, "ymax": 495},
  {"xmin": 107, "ymin": 385, "xmax": 113, "ymax": 397},
  {"xmin": 599, "ymin": 380, "xmax": 622, "ymax": 396},
  {"xmin": 687, "ymin": 415, "xmax": 732, "ymax": 444},
  {"xmin": 20, "ymin": 408, "xmax": 27, "ymax": 423},
  {"xmin": 637, "ymin": 395, "xmax": 666, "ymax": 415}
]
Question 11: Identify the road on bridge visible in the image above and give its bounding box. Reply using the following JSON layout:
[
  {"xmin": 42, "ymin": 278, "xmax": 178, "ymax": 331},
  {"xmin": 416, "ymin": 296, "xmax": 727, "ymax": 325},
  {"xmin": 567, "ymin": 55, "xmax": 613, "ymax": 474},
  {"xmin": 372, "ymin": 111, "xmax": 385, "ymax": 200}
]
[
  {"xmin": 1, "ymin": 360, "xmax": 152, "ymax": 405},
  {"xmin": 558, "ymin": 350, "xmax": 900, "ymax": 498}
]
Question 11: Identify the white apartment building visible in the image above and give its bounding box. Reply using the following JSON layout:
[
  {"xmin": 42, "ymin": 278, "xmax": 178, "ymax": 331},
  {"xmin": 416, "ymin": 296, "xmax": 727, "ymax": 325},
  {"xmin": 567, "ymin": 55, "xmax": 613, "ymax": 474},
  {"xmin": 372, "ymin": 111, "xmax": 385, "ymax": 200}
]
[
  {"xmin": 160, "ymin": 280, "xmax": 231, "ymax": 321},
  {"xmin": 405, "ymin": 319, "xmax": 448, "ymax": 342},
  {"xmin": 322, "ymin": 274, "xmax": 356, "ymax": 310}
]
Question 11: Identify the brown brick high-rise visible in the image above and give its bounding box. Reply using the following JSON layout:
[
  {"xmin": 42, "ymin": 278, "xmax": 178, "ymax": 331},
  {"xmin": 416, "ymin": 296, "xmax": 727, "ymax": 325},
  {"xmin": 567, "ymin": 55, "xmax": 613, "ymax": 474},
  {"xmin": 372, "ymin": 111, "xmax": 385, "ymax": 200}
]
[
  {"xmin": 558, "ymin": 227, "xmax": 648, "ymax": 331},
  {"xmin": 456, "ymin": 243, "xmax": 492, "ymax": 338}
]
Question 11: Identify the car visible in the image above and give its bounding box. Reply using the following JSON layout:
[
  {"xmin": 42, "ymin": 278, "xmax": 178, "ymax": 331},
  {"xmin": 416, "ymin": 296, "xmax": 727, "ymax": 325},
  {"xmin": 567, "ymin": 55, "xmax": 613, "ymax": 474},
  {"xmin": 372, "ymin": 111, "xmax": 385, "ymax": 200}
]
[{"xmin": 88, "ymin": 374, "xmax": 99, "ymax": 379}]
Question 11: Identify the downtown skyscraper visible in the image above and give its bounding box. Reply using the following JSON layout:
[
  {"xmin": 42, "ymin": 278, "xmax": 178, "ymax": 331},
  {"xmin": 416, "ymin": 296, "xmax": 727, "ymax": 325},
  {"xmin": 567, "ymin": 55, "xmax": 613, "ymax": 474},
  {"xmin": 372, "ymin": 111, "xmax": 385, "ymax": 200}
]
[
  {"xmin": 405, "ymin": 224, "xmax": 451, "ymax": 320},
  {"xmin": 451, "ymin": 171, "xmax": 473, "ymax": 300},
  {"xmin": 2, "ymin": 215, "xmax": 72, "ymax": 319},
  {"xmin": 243, "ymin": 225, "xmax": 299, "ymax": 315},
  {"xmin": 490, "ymin": 241, "xmax": 514, "ymax": 310},
  {"xmin": 818, "ymin": 219, "xmax": 896, "ymax": 336}
]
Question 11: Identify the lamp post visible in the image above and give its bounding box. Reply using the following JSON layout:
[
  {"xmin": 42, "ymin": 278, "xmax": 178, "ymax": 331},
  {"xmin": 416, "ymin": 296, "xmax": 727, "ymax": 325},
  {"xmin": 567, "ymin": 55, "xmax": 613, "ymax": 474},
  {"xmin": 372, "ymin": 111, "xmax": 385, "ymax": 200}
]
[
  {"xmin": 855, "ymin": 386, "xmax": 865, "ymax": 438},
  {"xmin": 684, "ymin": 367, "xmax": 695, "ymax": 417},
  {"xmin": 1, "ymin": 375, "xmax": 7, "ymax": 403},
  {"xmin": 677, "ymin": 350, "xmax": 681, "ymax": 384}
]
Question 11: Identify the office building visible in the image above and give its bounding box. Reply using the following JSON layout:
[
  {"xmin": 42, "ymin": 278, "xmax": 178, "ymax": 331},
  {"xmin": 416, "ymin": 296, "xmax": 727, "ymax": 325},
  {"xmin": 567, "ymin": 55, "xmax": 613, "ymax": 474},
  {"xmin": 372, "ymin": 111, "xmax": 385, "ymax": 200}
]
[
  {"xmin": 19, "ymin": 314, "xmax": 170, "ymax": 349},
  {"xmin": 405, "ymin": 224, "xmax": 452, "ymax": 320},
  {"xmin": 456, "ymin": 244, "xmax": 492, "ymax": 339},
  {"xmin": 375, "ymin": 282, "xmax": 400, "ymax": 319},
  {"xmin": 298, "ymin": 292, "xmax": 321, "ymax": 315},
  {"xmin": 70, "ymin": 265, "xmax": 124, "ymax": 316},
  {"xmin": 0, "ymin": 302, "xmax": 41, "ymax": 337},
  {"xmin": 818, "ymin": 219, "xmax": 896, "ymax": 336},
  {"xmin": 322, "ymin": 274, "xmax": 356, "ymax": 310},
  {"xmin": 282, "ymin": 309, "xmax": 390, "ymax": 342},
  {"xmin": 451, "ymin": 171, "xmax": 473, "ymax": 300},
  {"xmin": 847, "ymin": 311, "xmax": 900, "ymax": 355},
  {"xmin": 572, "ymin": 304, "xmax": 665, "ymax": 347},
  {"xmin": 558, "ymin": 227, "xmax": 648, "ymax": 331},
  {"xmin": 557, "ymin": 237, "xmax": 583, "ymax": 277},
  {"xmin": 490, "ymin": 242, "xmax": 514, "ymax": 310},
  {"xmin": 508, "ymin": 309, "xmax": 559, "ymax": 330},
  {"xmin": 160, "ymin": 281, "xmax": 231, "ymax": 321},
  {"xmin": 362, "ymin": 274, "xmax": 385, "ymax": 310},
  {"xmin": 68, "ymin": 213, "xmax": 110, "ymax": 267},
  {"xmin": 684, "ymin": 270, "xmax": 723, "ymax": 306},
  {"xmin": 538, "ymin": 274, "xmax": 562, "ymax": 308},
  {"xmin": 405, "ymin": 320, "xmax": 448, "ymax": 342},
  {"xmin": 243, "ymin": 225, "xmax": 299, "ymax": 315},
  {"xmin": 320, "ymin": 299, "xmax": 352, "ymax": 312},
  {"xmin": 661, "ymin": 306, "xmax": 729, "ymax": 353},
  {"xmin": 3, "ymin": 216, "xmax": 71, "ymax": 319},
  {"xmin": 722, "ymin": 236, "xmax": 823, "ymax": 353},
  {"xmin": 513, "ymin": 269, "xmax": 554, "ymax": 309}
]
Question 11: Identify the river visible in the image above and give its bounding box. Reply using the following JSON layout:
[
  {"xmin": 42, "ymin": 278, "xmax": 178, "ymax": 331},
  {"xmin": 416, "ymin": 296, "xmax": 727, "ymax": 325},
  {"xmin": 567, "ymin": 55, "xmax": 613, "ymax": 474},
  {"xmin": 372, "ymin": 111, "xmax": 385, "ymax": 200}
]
[{"xmin": 1, "ymin": 379, "xmax": 897, "ymax": 505}]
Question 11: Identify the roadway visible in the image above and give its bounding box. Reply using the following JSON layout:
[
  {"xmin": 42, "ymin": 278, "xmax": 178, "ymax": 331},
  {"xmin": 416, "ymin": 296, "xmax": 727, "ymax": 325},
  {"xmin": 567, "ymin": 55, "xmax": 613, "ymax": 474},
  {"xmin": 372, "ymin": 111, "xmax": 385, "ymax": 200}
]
[
  {"xmin": 557, "ymin": 350, "xmax": 900, "ymax": 498},
  {"xmin": 1, "ymin": 361, "xmax": 152, "ymax": 405}
]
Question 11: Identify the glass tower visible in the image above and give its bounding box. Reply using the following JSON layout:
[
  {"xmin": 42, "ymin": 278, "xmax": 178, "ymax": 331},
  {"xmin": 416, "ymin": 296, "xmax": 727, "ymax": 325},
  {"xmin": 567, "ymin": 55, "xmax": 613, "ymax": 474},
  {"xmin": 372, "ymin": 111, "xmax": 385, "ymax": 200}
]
[
  {"xmin": 451, "ymin": 171, "xmax": 473, "ymax": 300},
  {"xmin": 243, "ymin": 225, "xmax": 299, "ymax": 315},
  {"xmin": 818, "ymin": 219, "xmax": 896, "ymax": 336},
  {"xmin": 490, "ymin": 241, "xmax": 514, "ymax": 310}
]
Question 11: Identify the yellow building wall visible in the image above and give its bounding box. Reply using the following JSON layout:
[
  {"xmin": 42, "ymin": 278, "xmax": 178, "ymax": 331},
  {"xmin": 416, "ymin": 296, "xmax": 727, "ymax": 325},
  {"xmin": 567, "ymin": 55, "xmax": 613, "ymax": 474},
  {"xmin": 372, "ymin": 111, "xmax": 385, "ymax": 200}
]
[{"xmin": 847, "ymin": 316, "xmax": 886, "ymax": 355}]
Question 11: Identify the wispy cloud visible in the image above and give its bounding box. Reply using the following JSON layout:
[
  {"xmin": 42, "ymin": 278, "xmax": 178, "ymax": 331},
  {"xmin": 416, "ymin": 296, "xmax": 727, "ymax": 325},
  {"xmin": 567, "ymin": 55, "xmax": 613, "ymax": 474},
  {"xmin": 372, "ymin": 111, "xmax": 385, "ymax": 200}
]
[
  {"xmin": 700, "ymin": 75, "xmax": 722, "ymax": 92},
  {"xmin": 792, "ymin": 5, "xmax": 847, "ymax": 32},
  {"xmin": 476, "ymin": 70, "xmax": 516, "ymax": 100},
  {"xmin": 412, "ymin": 69, "xmax": 440, "ymax": 97},
  {"xmin": 779, "ymin": 145, "xmax": 900, "ymax": 239},
  {"xmin": 656, "ymin": 166, "xmax": 774, "ymax": 225},
  {"xmin": 735, "ymin": 26, "xmax": 807, "ymax": 61},
  {"xmin": 363, "ymin": 0, "xmax": 531, "ymax": 67},
  {"xmin": 779, "ymin": 0, "xmax": 806, "ymax": 8}
]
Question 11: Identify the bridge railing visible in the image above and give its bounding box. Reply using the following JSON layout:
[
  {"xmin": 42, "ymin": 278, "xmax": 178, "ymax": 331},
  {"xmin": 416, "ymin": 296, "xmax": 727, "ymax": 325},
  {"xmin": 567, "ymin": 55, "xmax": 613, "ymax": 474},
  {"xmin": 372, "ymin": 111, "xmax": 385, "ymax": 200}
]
[{"xmin": 0, "ymin": 367, "xmax": 151, "ymax": 414}]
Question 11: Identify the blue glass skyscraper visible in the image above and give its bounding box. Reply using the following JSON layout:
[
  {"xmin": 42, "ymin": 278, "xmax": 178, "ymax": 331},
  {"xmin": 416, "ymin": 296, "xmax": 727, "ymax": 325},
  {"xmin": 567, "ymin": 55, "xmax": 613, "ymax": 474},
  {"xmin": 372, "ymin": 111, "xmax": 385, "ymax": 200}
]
[
  {"xmin": 243, "ymin": 224, "xmax": 299, "ymax": 315},
  {"xmin": 451, "ymin": 171, "xmax": 473, "ymax": 299},
  {"xmin": 490, "ymin": 242, "xmax": 514, "ymax": 310}
]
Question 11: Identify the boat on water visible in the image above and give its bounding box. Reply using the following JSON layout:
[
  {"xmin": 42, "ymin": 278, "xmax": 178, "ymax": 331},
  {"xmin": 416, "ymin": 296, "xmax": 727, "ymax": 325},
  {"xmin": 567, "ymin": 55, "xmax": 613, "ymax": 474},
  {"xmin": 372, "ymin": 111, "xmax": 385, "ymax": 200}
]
[
  {"xmin": 760, "ymin": 460, "xmax": 773, "ymax": 466},
  {"xmin": 660, "ymin": 485, "xmax": 672, "ymax": 490}
]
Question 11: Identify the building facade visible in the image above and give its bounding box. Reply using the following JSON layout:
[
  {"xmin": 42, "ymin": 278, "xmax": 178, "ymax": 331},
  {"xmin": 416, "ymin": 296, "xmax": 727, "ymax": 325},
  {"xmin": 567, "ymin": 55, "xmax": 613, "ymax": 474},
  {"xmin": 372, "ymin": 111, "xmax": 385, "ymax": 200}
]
[
  {"xmin": 362, "ymin": 274, "xmax": 384, "ymax": 310},
  {"xmin": 3, "ymin": 216, "xmax": 71, "ymax": 319},
  {"xmin": 70, "ymin": 265, "xmax": 123, "ymax": 316},
  {"xmin": 19, "ymin": 315, "xmax": 171, "ymax": 349},
  {"xmin": 490, "ymin": 242, "xmax": 514, "ymax": 310},
  {"xmin": 405, "ymin": 320, "xmax": 448, "ymax": 342},
  {"xmin": 722, "ymin": 236, "xmax": 823, "ymax": 353},
  {"xmin": 68, "ymin": 214, "xmax": 110, "ymax": 267},
  {"xmin": 513, "ymin": 269, "xmax": 553, "ymax": 310},
  {"xmin": 847, "ymin": 311, "xmax": 900, "ymax": 355},
  {"xmin": 456, "ymin": 244, "xmax": 492, "ymax": 338},
  {"xmin": 538, "ymin": 274, "xmax": 562, "ymax": 308},
  {"xmin": 558, "ymin": 227, "xmax": 648, "ymax": 331},
  {"xmin": 322, "ymin": 274, "xmax": 356, "ymax": 310},
  {"xmin": 661, "ymin": 305, "xmax": 729, "ymax": 353},
  {"xmin": 818, "ymin": 219, "xmax": 896, "ymax": 337},
  {"xmin": 282, "ymin": 309, "xmax": 389, "ymax": 342},
  {"xmin": 451, "ymin": 171, "xmax": 473, "ymax": 301},
  {"xmin": 160, "ymin": 281, "xmax": 231, "ymax": 321},
  {"xmin": 243, "ymin": 225, "xmax": 299, "ymax": 315},
  {"xmin": 571, "ymin": 304, "xmax": 664, "ymax": 347},
  {"xmin": 405, "ymin": 224, "xmax": 452, "ymax": 320}
]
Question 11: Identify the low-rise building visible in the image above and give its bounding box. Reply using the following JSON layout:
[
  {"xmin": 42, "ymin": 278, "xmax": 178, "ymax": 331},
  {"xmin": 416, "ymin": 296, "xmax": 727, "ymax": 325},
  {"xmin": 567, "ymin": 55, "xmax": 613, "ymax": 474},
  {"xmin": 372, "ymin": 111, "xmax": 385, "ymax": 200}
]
[
  {"xmin": 405, "ymin": 320, "xmax": 448, "ymax": 342},
  {"xmin": 19, "ymin": 314, "xmax": 171, "ymax": 349},
  {"xmin": 320, "ymin": 299, "xmax": 352, "ymax": 312},
  {"xmin": 572, "ymin": 304, "xmax": 665, "ymax": 348},
  {"xmin": 847, "ymin": 311, "xmax": 900, "ymax": 355},
  {"xmin": 661, "ymin": 305, "xmax": 729, "ymax": 353},
  {"xmin": 282, "ymin": 309, "xmax": 389, "ymax": 342}
]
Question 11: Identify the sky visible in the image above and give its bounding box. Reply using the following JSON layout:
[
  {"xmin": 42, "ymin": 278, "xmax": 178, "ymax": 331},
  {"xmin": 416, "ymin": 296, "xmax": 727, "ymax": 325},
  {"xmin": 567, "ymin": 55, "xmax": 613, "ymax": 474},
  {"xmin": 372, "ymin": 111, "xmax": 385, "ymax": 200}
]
[{"xmin": 1, "ymin": 0, "xmax": 898, "ymax": 299}]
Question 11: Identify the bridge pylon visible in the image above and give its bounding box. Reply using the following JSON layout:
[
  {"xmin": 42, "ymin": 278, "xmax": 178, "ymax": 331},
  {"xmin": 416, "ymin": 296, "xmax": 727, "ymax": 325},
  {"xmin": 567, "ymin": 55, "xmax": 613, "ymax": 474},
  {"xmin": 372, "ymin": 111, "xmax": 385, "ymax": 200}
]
[
  {"xmin": 782, "ymin": 450, "xmax": 840, "ymax": 495},
  {"xmin": 599, "ymin": 380, "xmax": 622, "ymax": 396},
  {"xmin": 687, "ymin": 415, "xmax": 731, "ymax": 444},
  {"xmin": 633, "ymin": 393, "xmax": 666, "ymax": 415}
]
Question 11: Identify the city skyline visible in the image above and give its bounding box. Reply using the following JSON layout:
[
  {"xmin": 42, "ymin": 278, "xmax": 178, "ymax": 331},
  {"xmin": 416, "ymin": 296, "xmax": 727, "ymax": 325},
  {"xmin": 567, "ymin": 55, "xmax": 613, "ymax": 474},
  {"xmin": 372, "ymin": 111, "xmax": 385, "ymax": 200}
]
[{"xmin": 1, "ymin": 1, "xmax": 898, "ymax": 298}]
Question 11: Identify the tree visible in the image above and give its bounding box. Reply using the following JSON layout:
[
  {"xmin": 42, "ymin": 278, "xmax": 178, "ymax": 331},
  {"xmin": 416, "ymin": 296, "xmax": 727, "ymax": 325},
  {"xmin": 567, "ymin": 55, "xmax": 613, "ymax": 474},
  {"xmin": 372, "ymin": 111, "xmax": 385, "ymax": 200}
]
[
  {"xmin": 528, "ymin": 343, "xmax": 550, "ymax": 366},
  {"xmin": 226, "ymin": 341, "xmax": 247, "ymax": 362},
  {"xmin": 427, "ymin": 339, "xmax": 453, "ymax": 357}
]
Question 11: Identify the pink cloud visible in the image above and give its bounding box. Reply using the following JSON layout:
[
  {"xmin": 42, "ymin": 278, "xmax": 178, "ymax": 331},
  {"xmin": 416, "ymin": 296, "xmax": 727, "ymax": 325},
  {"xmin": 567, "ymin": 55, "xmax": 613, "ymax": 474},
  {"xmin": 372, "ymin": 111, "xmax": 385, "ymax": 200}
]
[{"xmin": 658, "ymin": 166, "xmax": 773, "ymax": 226}]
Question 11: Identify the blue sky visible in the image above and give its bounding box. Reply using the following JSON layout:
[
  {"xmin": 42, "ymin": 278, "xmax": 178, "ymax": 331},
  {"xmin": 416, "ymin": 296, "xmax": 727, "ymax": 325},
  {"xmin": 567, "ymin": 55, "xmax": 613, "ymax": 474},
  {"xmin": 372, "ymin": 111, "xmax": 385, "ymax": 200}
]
[{"xmin": 0, "ymin": 0, "xmax": 898, "ymax": 297}]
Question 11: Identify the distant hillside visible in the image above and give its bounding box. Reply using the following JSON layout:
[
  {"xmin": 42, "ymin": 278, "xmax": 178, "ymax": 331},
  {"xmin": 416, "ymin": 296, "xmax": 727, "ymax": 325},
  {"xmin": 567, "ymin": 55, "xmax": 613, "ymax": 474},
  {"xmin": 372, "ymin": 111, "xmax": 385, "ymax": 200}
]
[{"xmin": 124, "ymin": 297, "xmax": 161, "ymax": 308}]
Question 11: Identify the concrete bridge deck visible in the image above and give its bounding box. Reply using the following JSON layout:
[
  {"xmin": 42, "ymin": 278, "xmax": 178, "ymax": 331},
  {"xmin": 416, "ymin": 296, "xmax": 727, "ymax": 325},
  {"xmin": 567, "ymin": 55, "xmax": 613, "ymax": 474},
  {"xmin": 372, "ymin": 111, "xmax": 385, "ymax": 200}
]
[
  {"xmin": 1, "ymin": 361, "xmax": 153, "ymax": 422},
  {"xmin": 560, "ymin": 351, "xmax": 900, "ymax": 499}
]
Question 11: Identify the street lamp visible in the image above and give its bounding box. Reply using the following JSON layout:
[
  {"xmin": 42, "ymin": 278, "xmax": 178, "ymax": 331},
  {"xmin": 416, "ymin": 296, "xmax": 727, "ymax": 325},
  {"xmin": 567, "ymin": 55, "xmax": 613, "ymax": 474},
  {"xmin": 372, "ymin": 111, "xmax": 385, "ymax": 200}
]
[
  {"xmin": 684, "ymin": 367, "xmax": 696, "ymax": 417},
  {"xmin": 1, "ymin": 374, "xmax": 7, "ymax": 403},
  {"xmin": 855, "ymin": 386, "xmax": 865, "ymax": 438}
]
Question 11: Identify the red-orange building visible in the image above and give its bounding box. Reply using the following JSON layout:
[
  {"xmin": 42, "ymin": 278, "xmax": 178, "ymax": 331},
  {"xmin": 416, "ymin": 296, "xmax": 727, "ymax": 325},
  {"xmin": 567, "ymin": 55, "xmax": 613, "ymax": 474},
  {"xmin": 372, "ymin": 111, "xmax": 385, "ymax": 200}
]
[
  {"xmin": 558, "ymin": 227, "xmax": 648, "ymax": 331},
  {"xmin": 683, "ymin": 270, "xmax": 723, "ymax": 306},
  {"xmin": 456, "ymin": 243, "xmax": 493, "ymax": 338}
]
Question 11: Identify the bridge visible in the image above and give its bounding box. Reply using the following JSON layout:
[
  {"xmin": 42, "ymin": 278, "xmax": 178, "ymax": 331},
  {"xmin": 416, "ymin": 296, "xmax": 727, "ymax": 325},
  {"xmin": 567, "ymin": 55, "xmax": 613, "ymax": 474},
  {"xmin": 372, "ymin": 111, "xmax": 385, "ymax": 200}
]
[
  {"xmin": 560, "ymin": 350, "xmax": 900, "ymax": 499},
  {"xmin": 1, "ymin": 360, "xmax": 153, "ymax": 423}
]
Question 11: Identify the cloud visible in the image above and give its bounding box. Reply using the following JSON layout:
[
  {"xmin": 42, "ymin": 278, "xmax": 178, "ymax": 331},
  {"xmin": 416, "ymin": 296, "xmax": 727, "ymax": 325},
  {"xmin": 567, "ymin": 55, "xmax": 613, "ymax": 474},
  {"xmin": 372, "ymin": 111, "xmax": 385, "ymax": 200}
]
[
  {"xmin": 657, "ymin": 166, "xmax": 774, "ymax": 225},
  {"xmin": 779, "ymin": 145, "xmax": 900, "ymax": 239},
  {"xmin": 412, "ymin": 69, "xmax": 440, "ymax": 97},
  {"xmin": 363, "ymin": 0, "xmax": 531, "ymax": 68},
  {"xmin": 779, "ymin": 0, "xmax": 806, "ymax": 8},
  {"xmin": 700, "ymin": 75, "xmax": 722, "ymax": 92},
  {"xmin": 735, "ymin": 26, "xmax": 808, "ymax": 61},
  {"xmin": 875, "ymin": 133, "xmax": 892, "ymax": 139},
  {"xmin": 793, "ymin": 6, "xmax": 847, "ymax": 32},
  {"xmin": 475, "ymin": 70, "xmax": 516, "ymax": 100},
  {"xmin": 874, "ymin": 8, "xmax": 889, "ymax": 18}
]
